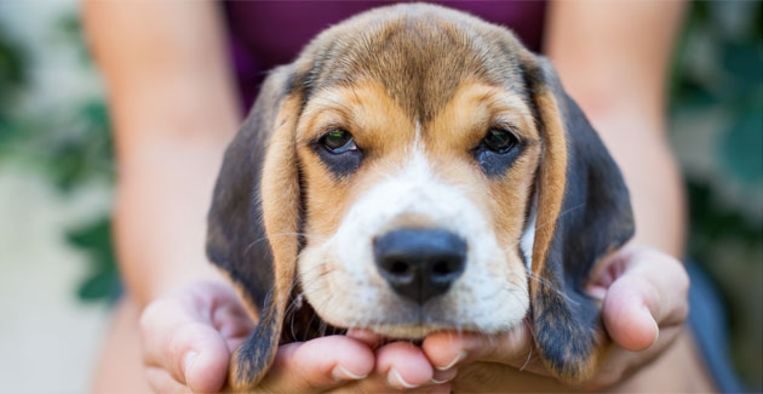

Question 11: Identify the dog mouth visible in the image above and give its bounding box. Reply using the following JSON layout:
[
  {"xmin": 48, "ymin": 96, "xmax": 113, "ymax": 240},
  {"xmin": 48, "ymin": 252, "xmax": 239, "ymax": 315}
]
[
  {"xmin": 286, "ymin": 311, "xmax": 476, "ymax": 343},
  {"xmin": 285, "ymin": 280, "xmax": 487, "ymax": 341}
]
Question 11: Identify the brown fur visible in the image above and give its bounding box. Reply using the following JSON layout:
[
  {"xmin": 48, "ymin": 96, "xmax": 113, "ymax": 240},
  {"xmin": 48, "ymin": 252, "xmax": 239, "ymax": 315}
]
[
  {"xmin": 297, "ymin": 81, "xmax": 416, "ymax": 237},
  {"xmin": 530, "ymin": 88, "xmax": 568, "ymax": 297}
]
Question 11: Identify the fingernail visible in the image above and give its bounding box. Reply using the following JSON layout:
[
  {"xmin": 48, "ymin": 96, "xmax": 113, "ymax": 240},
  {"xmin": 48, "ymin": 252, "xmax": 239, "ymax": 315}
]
[
  {"xmin": 650, "ymin": 328, "xmax": 660, "ymax": 348},
  {"xmin": 183, "ymin": 351, "xmax": 198, "ymax": 376},
  {"xmin": 387, "ymin": 368, "xmax": 418, "ymax": 389},
  {"xmin": 331, "ymin": 365, "xmax": 368, "ymax": 381},
  {"xmin": 640, "ymin": 305, "xmax": 660, "ymax": 348},
  {"xmin": 431, "ymin": 367, "xmax": 458, "ymax": 384},
  {"xmin": 436, "ymin": 351, "xmax": 466, "ymax": 371},
  {"xmin": 649, "ymin": 316, "xmax": 660, "ymax": 348}
]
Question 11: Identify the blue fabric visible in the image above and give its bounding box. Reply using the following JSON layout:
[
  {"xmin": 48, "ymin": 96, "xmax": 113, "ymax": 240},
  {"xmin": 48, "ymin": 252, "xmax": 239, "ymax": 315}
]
[{"xmin": 687, "ymin": 262, "xmax": 746, "ymax": 393}]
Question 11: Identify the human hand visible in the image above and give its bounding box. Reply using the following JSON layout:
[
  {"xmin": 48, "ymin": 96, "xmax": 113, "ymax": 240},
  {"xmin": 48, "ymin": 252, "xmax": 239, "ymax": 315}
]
[
  {"xmin": 421, "ymin": 246, "xmax": 690, "ymax": 389},
  {"xmin": 139, "ymin": 281, "xmax": 452, "ymax": 393},
  {"xmin": 252, "ymin": 330, "xmax": 452, "ymax": 393},
  {"xmin": 140, "ymin": 281, "xmax": 253, "ymax": 392}
]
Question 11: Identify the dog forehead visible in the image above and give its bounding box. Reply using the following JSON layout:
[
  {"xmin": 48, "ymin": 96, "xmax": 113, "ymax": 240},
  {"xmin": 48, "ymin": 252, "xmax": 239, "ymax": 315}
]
[{"xmin": 295, "ymin": 4, "xmax": 529, "ymax": 122}]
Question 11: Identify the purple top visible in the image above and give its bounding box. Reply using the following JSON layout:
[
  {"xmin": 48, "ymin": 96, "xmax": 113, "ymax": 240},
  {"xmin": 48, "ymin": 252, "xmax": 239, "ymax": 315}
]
[{"xmin": 223, "ymin": 1, "xmax": 547, "ymax": 109}]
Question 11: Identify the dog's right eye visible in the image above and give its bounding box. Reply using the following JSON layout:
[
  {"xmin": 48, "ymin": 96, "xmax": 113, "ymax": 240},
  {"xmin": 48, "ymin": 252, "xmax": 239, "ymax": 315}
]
[
  {"xmin": 319, "ymin": 129, "xmax": 357, "ymax": 154},
  {"xmin": 314, "ymin": 129, "xmax": 363, "ymax": 176}
]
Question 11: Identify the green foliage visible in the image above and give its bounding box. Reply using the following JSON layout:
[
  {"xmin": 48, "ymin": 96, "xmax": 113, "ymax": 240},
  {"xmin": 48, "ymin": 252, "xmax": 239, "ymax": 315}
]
[
  {"xmin": 66, "ymin": 217, "xmax": 120, "ymax": 302},
  {"xmin": 0, "ymin": 25, "xmax": 25, "ymax": 95},
  {"xmin": 0, "ymin": 23, "xmax": 27, "ymax": 145},
  {"xmin": 45, "ymin": 99, "xmax": 114, "ymax": 193},
  {"xmin": 0, "ymin": 13, "xmax": 118, "ymax": 303}
]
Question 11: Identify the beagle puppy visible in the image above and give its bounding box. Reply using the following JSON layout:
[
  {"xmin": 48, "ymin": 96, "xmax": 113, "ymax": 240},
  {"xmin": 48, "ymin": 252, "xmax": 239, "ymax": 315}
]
[{"xmin": 207, "ymin": 3, "xmax": 634, "ymax": 391}]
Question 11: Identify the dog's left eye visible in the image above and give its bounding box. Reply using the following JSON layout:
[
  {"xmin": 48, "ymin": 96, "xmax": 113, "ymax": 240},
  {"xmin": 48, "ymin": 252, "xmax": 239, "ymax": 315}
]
[
  {"xmin": 473, "ymin": 127, "xmax": 523, "ymax": 176},
  {"xmin": 319, "ymin": 129, "xmax": 357, "ymax": 154},
  {"xmin": 482, "ymin": 128, "xmax": 518, "ymax": 153}
]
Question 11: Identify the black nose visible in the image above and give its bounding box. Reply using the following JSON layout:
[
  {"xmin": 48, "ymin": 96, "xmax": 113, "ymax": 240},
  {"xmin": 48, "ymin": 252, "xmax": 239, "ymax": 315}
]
[{"xmin": 373, "ymin": 228, "xmax": 467, "ymax": 304}]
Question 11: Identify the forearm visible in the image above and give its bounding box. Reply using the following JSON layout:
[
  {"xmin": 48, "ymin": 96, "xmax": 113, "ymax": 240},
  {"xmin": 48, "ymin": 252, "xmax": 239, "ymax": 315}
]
[
  {"xmin": 84, "ymin": 1, "xmax": 242, "ymax": 307},
  {"xmin": 114, "ymin": 136, "xmax": 233, "ymax": 307},
  {"xmin": 112, "ymin": 100, "xmax": 240, "ymax": 307},
  {"xmin": 584, "ymin": 111, "xmax": 685, "ymax": 257},
  {"xmin": 546, "ymin": 0, "xmax": 687, "ymax": 257}
]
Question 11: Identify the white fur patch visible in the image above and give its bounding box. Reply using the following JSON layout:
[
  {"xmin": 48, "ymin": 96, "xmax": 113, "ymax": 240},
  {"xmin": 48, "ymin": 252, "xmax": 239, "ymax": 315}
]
[{"xmin": 519, "ymin": 193, "xmax": 537, "ymax": 272}]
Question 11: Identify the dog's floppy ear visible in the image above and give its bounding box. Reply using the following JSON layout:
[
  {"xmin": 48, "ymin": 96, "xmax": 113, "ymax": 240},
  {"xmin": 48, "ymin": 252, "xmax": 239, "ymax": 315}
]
[
  {"xmin": 206, "ymin": 65, "xmax": 302, "ymax": 390},
  {"xmin": 521, "ymin": 55, "xmax": 635, "ymax": 381}
]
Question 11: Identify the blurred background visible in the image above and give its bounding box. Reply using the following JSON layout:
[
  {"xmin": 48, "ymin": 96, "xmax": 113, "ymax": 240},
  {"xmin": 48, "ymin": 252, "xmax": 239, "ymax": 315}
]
[{"xmin": 0, "ymin": 1, "xmax": 760, "ymax": 392}]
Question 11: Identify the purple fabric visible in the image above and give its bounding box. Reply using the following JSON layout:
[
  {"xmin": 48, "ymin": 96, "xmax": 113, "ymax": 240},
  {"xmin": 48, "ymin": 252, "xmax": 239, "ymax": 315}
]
[{"xmin": 223, "ymin": 1, "xmax": 547, "ymax": 110}]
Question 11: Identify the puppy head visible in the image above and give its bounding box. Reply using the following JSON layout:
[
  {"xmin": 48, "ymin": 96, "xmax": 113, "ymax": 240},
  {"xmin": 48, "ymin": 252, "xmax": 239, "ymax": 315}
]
[{"xmin": 207, "ymin": 4, "xmax": 633, "ymax": 389}]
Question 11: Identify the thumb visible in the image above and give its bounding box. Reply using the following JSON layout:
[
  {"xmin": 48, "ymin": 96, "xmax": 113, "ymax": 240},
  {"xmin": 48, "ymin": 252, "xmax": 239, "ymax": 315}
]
[
  {"xmin": 141, "ymin": 300, "xmax": 231, "ymax": 393},
  {"xmin": 602, "ymin": 249, "xmax": 689, "ymax": 352},
  {"xmin": 602, "ymin": 275, "xmax": 660, "ymax": 352},
  {"xmin": 422, "ymin": 324, "xmax": 532, "ymax": 370},
  {"xmin": 169, "ymin": 322, "xmax": 231, "ymax": 393}
]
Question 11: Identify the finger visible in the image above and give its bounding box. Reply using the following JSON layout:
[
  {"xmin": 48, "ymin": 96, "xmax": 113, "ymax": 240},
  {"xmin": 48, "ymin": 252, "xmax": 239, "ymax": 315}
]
[
  {"xmin": 258, "ymin": 335, "xmax": 375, "ymax": 393},
  {"xmin": 212, "ymin": 300, "xmax": 256, "ymax": 340},
  {"xmin": 422, "ymin": 325, "xmax": 533, "ymax": 371},
  {"xmin": 329, "ymin": 373, "xmax": 453, "ymax": 394},
  {"xmin": 140, "ymin": 299, "xmax": 193, "ymax": 366},
  {"xmin": 431, "ymin": 367, "xmax": 459, "ymax": 385},
  {"xmin": 628, "ymin": 249, "xmax": 690, "ymax": 325},
  {"xmin": 603, "ymin": 250, "xmax": 689, "ymax": 351},
  {"xmin": 329, "ymin": 380, "xmax": 452, "ymax": 394},
  {"xmin": 167, "ymin": 322, "xmax": 231, "ymax": 392},
  {"xmin": 211, "ymin": 303, "xmax": 255, "ymax": 352},
  {"xmin": 346, "ymin": 328, "xmax": 384, "ymax": 348},
  {"xmin": 603, "ymin": 275, "xmax": 660, "ymax": 351},
  {"xmin": 591, "ymin": 325, "xmax": 685, "ymax": 388},
  {"xmin": 375, "ymin": 341, "xmax": 434, "ymax": 390},
  {"xmin": 145, "ymin": 366, "xmax": 191, "ymax": 394},
  {"xmin": 428, "ymin": 383, "xmax": 454, "ymax": 394},
  {"xmin": 326, "ymin": 341, "xmax": 448, "ymax": 394},
  {"xmin": 140, "ymin": 298, "xmax": 233, "ymax": 392}
]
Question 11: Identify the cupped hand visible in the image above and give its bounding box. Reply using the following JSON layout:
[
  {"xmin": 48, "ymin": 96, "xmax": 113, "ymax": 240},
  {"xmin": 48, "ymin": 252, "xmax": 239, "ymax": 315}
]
[
  {"xmin": 421, "ymin": 246, "xmax": 690, "ymax": 389},
  {"xmin": 138, "ymin": 281, "xmax": 452, "ymax": 393},
  {"xmin": 139, "ymin": 281, "xmax": 253, "ymax": 392}
]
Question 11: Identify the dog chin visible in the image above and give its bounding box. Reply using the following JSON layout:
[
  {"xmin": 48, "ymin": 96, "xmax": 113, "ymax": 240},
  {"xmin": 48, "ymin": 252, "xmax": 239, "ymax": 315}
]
[
  {"xmin": 355, "ymin": 320, "xmax": 525, "ymax": 340},
  {"xmin": 340, "ymin": 319, "xmax": 524, "ymax": 340}
]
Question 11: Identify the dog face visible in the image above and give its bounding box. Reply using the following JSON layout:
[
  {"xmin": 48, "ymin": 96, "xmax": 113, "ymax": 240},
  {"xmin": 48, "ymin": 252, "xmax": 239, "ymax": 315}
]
[
  {"xmin": 297, "ymin": 78, "xmax": 539, "ymax": 338},
  {"xmin": 207, "ymin": 4, "xmax": 633, "ymax": 390}
]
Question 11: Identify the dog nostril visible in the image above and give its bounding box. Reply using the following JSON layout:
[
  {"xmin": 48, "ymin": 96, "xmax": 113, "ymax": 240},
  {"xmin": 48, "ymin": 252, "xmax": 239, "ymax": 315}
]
[
  {"xmin": 389, "ymin": 260, "xmax": 411, "ymax": 276},
  {"xmin": 432, "ymin": 260, "xmax": 451, "ymax": 276}
]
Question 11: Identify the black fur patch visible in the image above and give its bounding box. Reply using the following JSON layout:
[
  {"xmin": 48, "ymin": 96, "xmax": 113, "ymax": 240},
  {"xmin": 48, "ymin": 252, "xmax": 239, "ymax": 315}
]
[
  {"xmin": 231, "ymin": 291, "xmax": 279, "ymax": 385},
  {"xmin": 206, "ymin": 105, "xmax": 275, "ymax": 309},
  {"xmin": 524, "ymin": 57, "xmax": 634, "ymax": 379}
]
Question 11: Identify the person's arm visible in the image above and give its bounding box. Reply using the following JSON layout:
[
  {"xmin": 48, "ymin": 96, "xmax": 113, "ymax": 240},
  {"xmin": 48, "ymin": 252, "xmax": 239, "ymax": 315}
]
[
  {"xmin": 85, "ymin": 2, "xmax": 240, "ymax": 307},
  {"xmin": 546, "ymin": 0, "xmax": 687, "ymax": 257}
]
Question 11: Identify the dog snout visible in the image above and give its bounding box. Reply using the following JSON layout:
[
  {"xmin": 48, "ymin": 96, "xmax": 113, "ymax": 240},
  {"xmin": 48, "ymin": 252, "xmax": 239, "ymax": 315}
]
[{"xmin": 373, "ymin": 228, "xmax": 467, "ymax": 304}]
